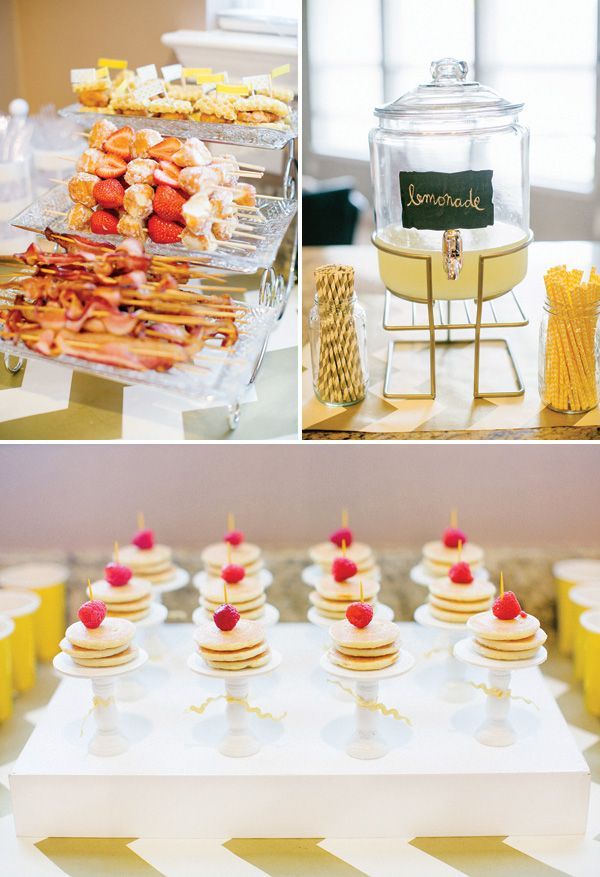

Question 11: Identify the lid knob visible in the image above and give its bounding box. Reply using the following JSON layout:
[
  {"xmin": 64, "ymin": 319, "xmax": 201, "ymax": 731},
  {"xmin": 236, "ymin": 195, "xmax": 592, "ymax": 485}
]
[{"xmin": 430, "ymin": 58, "xmax": 468, "ymax": 84}]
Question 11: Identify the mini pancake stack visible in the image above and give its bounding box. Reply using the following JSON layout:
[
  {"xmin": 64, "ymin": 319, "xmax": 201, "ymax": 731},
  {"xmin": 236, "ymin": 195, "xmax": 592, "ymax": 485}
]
[
  {"xmin": 60, "ymin": 616, "xmax": 137, "ymax": 668},
  {"xmin": 199, "ymin": 573, "xmax": 266, "ymax": 620},
  {"xmin": 119, "ymin": 521, "xmax": 176, "ymax": 585},
  {"xmin": 309, "ymin": 525, "xmax": 377, "ymax": 579},
  {"xmin": 421, "ymin": 524, "xmax": 484, "ymax": 578},
  {"xmin": 92, "ymin": 577, "xmax": 152, "ymax": 622},
  {"xmin": 310, "ymin": 575, "xmax": 380, "ymax": 620},
  {"xmin": 201, "ymin": 537, "xmax": 263, "ymax": 579},
  {"xmin": 194, "ymin": 617, "xmax": 270, "ymax": 671},
  {"xmin": 118, "ymin": 544, "xmax": 176, "ymax": 584},
  {"xmin": 467, "ymin": 585, "xmax": 547, "ymax": 661},
  {"xmin": 329, "ymin": 618, "xmax": 400, "ymax": 671},
  {"xmin": 428, "ymin": 562, "xmax": 494, "ymax": 624}
]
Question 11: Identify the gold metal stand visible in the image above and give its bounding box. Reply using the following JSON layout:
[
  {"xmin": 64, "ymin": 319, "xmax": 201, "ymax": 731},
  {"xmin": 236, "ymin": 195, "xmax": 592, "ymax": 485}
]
[{"xmin": 381, "ymin": 234, "xmax": 532, "ymax": 400}]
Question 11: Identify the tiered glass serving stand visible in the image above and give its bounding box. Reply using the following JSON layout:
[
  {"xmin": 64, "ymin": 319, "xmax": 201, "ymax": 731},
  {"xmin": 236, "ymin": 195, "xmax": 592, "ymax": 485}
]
[{"xmin": 2, "ymin": 109, "xmax": 298, "ymax": 430}]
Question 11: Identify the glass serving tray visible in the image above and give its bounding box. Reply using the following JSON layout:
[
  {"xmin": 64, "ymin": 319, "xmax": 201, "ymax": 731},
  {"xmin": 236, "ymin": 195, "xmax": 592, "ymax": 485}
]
[
  {"xmin": 59, "ymin": 104, "xmax": 298, "ymax": 150},
  {"xmin": 0, "ymin": 299, "xmax": 276, "ymax": 406},
  {"xmin": 11, "ymin": 185, "xmax": 297, "ymax": 274}
]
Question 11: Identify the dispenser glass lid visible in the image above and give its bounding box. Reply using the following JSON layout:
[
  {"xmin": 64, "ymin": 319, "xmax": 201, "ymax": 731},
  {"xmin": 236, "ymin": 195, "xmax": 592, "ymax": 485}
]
[{"xmin": 375, "ymin": 58, "xmax": 523, "ymax": 121}]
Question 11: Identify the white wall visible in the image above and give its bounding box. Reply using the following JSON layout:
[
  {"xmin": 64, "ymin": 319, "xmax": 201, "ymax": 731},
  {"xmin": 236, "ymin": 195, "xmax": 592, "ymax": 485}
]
[{"xmin": 1, "ymin": 445, "xmax": 598, "ymax": 550}]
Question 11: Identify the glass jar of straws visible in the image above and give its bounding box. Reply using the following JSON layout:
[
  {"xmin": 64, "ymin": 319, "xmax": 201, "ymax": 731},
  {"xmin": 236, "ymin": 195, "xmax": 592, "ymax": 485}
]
[
  {"xmin": 539, "ymin": 266, "xmax": 600, "ymax": 414},
  {"xmin": 309, "ymin": 264, "xmax": 369, "ymax": 406}
]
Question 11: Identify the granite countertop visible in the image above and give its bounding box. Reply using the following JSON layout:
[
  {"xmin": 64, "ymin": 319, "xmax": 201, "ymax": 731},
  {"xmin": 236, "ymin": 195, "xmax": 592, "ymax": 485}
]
[{"xmin": 2, "ymin": 547, "xmax": 595, "ymax": 633}]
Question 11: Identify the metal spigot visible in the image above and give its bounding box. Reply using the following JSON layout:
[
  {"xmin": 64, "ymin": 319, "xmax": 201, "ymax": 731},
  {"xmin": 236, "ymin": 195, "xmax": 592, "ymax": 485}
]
[{"xmin": 442, "ymin": 229, "xmax": 463, "ymax": 280}]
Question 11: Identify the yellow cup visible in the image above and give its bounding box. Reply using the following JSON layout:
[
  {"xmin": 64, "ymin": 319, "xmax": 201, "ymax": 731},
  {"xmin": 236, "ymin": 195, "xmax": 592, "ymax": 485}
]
[
  {"xmin": 570, "ymin": 584, "xmax": 600, "ymax": 680},
  {"xmin": 0, "ymin": 616, "xmax": 15, "ymax": 722},
  {"xmin": 581, "ymin": 609, "xmax": 600, "ymax": 716},
  {"xmin": 0, "ymin": 589, "xmax": 41, "ymax": 693},
  {"xmin": 553, "ymin": 559, "xmax": 600, "ymax": 655},
  {"xmin": 0, "ymin": 563, "xmax": 68, "ymax": 662}
]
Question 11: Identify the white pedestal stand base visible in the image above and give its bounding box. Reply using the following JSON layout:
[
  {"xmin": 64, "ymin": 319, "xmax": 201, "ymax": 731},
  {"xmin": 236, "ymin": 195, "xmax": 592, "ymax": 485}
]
[
  {"xmin": 187, "ymin": 650, "xmax": 282, "ymax": 757},
  {"xmin": 193, "ymin": 569, "xmax": 273, "ymax": 591},
  {"xmin": 414, "ymin": 603, "xmax": 473, "ymax": 703},
  {"xmin": 52, "ymin": 650, "xmax": 148, "ymax": 756},
  {"xmin": 410, "ymin": 563, "xmax": 490, "ymax": 589},
  {"xmin": 320, "ymin": 650, "xmax": 415, "ymax": 760},
  {"xmin": 302, "ymin": 564, "xmax": 381, "ymax": 587},
  {"xmin": 192, "ymin": 602, "xmax": 279, "ymax": 628},
  {"xmin": 116, "ymin": 604, "xmax": 169, "ymax": 701},
  {"xmin": 454, "ymin": 638, "xmax": 548, "ymax": 747},
  {"xmin": 151, "ymin": 567, "xmax": 190, "ymax": 604}
]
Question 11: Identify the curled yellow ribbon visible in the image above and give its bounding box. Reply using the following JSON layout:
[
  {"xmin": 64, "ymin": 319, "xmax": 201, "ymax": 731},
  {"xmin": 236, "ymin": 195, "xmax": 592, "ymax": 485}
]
[
  {"xmin": 469, "ymin": 681, "xmax": 538, "ymax": 709},
  {"xmin": 188, "ymin": 695, "xmax": 286, "ymax": 722},
  {"xmin": 80, "ymin": 695, "xmax": 115, "ymax": 737},
  {"xmin": 328, "ymin": 680, "xmax": 412, "ymax": 725},
  {"xmin": 424, "ymin": 645, "xmax": 453, "ymax": 659}
]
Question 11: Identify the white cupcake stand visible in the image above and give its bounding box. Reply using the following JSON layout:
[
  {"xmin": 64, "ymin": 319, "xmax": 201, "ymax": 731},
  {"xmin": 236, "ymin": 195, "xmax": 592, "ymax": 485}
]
[
  {"xmin": 414, "ymin": 603, "xmax": 474, "ymax": 703},
  {"xmin": 320, "ymin": 650, "xmax": 415, "ymax": 760},
  {"xmin": 454, "ymin": 637, "xmax": 548, "ymax": 747},
  {"xmin": 302, "ymin": 564, "xmax": 382, "ymax": 587},
  {"xmin": 53, "ymin": 649, "xmax": 148, "ymax": 756},
  {"xmin": 187, "ymin": 650, "xmax": 282, "ymax": 757},
  {"xmin": 116, "ymin": 603, "xmax": 169, "ymax": 701},
  {"xmin": 410, "ymin": 563, "xmax": 490, "ymax": 588}
]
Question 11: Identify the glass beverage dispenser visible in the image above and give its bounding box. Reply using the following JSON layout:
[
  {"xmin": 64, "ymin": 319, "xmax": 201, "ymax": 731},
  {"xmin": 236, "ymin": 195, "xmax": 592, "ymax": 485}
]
[{"xmin": 369, "ymin": 58, "xmax": 531, "ymax": 302}]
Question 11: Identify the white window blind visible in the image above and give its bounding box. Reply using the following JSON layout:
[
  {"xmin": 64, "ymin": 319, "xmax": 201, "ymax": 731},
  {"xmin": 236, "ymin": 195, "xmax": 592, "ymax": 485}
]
[{"xmin": 307, "ymin": 0, "xmax": 598, "ymax": 191}]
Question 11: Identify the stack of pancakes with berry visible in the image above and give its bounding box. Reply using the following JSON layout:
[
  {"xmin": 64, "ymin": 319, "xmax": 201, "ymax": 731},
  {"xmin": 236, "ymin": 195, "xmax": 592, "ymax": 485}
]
[
  {"xmin": 194, "ymin": 598, "xmax": 270, "ymax": 671},
  {"xmin": 309, "ymin": 519, "xmax": 378, "ymax": 580},
  {"xmin": 59, "ymin": 591, "xmax": 137, "ymax": 668},
  {"xmin": 467, "ymin": 579, "xmax": 547, "ymax": 661},
  {"xmin": 310, "ymin": 548, "xmax": 380, "ymax": 620},
  {"xmin": 427, "ymin": 554, "xmax": 495, "ymax": 624},
  {"xmin": 421, "ymin": 520, "xmax": 484, "ymax": 578},
  {"xmin": 119, "ymin": 518, "xmax": 176, "ymax": 585},
  {"xmin": 328, "ymin": 588, "xmax": 400, "ymax": 671}
]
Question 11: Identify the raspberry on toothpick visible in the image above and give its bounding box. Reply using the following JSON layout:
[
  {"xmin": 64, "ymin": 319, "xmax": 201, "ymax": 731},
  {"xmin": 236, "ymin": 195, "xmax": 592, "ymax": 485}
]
[
  {"xmin": 330, "ymin": 508, "xmax": 354, "ymax": 549},
  {"xmin": 332, "ymin": 555, "xmax": 358, "ymax": 582},
  {"xmin": 221, "ymin": 542, "xmax": 245, "ymax": 584},
  {"xmin": 492, "ymin": 572, "xmax": 522, "ymax": 620},
  {"xmin": 132, "ymin": 511, "xmax": 155, "ymax": 550},
  {"xmin": 442, "ymin": 508, "xmax": 467, "ymax": 549},
  {"xmin": 345, "ymin": 580, "xmax": 374, "ymax": 628},
  {"xmin": 78, "ymin": 578, "xmax": 107, "ymax": 629},
  {"xmin": 224, "ymin": 511, "xmax": 244, "ymax": 547},
  {"xmin": 104, "ymin": 541, "xmax": 133, "ymax": 587},
  {"xmin": 213, "ymin": 582, "xmax": 240, "ymax": 631}
]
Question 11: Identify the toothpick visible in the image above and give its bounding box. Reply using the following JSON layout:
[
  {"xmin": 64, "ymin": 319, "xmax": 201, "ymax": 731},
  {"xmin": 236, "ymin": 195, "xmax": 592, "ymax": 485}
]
[
  {"xmin": 341, "ymin": 507, "xmax": 348, "ymax": 528},
  {"xmin": 223, "ymin": 581, "xmax": 229, "ymax": 604},
  {"xmin": 450, "ymin": 508, "xmax": 458, "ymax": 528},
  {"xmin": 341, "ymin": 538, "xmax": 347, "ymax": 558},
  {"xmin": 137, "ymin": 511, "xmax": 145, "ymax": 530},
  {"xmin": 500, "ymin": 572, "xmax": 504, "ymax": 598},
  {"xmin": 227, "ymin": 511, "xmax": 235, "ymax": 532},
  {"xmin": 359, "ymin": 580, "xmax": 364, "ymax": 602},
  {"xmin": 87, "ymin": 578, "xmax": 93, "ymax": 601},
  {"xmin": 114, "ymin": 541, "xmax": 119, "ymax": 562},
  {"xmin": 458, "ymin": 540, "xmax": 462, "ymax": 563},
  {"xmin": 227, "ymin": 542, "xmax": 232, "ymax": 565}
]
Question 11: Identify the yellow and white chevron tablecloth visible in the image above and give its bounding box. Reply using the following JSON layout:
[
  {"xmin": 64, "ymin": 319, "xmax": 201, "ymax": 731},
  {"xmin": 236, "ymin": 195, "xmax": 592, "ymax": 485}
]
[{"xmin": 1, "ymin": 636, "xmax": 599, "ymax": 877}]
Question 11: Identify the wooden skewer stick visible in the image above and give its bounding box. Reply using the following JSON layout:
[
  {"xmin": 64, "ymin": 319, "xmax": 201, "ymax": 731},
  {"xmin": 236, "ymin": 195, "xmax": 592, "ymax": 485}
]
[
  {"xmin": 237, "ymin": 161, "xmax": 265, "ymax": 172},
  {"xmin": 49, "ymin": 178, "xmax": 69, "ymax": 186},
  {"xmin": 237, "ymin": 171, "xmax": 263, "ymax": 179},
  {"xmin": 234, "ymin": 231, "xmax": 263, "ymax": 241}
]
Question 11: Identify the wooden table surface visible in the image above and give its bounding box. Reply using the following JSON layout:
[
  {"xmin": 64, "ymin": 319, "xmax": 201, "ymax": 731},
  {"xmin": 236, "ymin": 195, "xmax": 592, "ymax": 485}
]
[{"xmin": 302, "ymin": 242, "xmax": 600, "ymax": 441}]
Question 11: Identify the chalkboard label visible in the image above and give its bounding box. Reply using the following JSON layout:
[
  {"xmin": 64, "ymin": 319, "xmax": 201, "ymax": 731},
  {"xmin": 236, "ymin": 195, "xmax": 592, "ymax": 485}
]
[{"xmin": 399, "ymin": 170, "xmax": 494, "ymax": 230}]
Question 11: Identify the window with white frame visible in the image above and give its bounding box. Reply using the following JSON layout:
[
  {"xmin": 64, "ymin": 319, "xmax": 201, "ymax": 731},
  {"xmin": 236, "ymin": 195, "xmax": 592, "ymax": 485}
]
[{"xmin": 306, "ymin": 0, "xmax": 597, "ymax": 192}]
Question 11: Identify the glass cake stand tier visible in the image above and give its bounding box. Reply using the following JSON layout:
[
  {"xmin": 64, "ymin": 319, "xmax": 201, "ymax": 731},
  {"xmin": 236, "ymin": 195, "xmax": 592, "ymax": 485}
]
[
  {"xmin": 0, "ymin": 299, "xmax": 277, "ymax": 406},
  {"xmin": 11, "ymin": 186, "xmax": 297, "ymax": 274},
  {"xmin": 59, "ymin": 104, "xmax": 298, "ymax": 150}
]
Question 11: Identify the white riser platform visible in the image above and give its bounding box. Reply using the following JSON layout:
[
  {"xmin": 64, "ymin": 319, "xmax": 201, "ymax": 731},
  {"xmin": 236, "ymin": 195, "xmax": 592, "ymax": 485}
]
[{"xmin": 10, "ymin": 623, "xmax": 590, "ymax": 838}]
